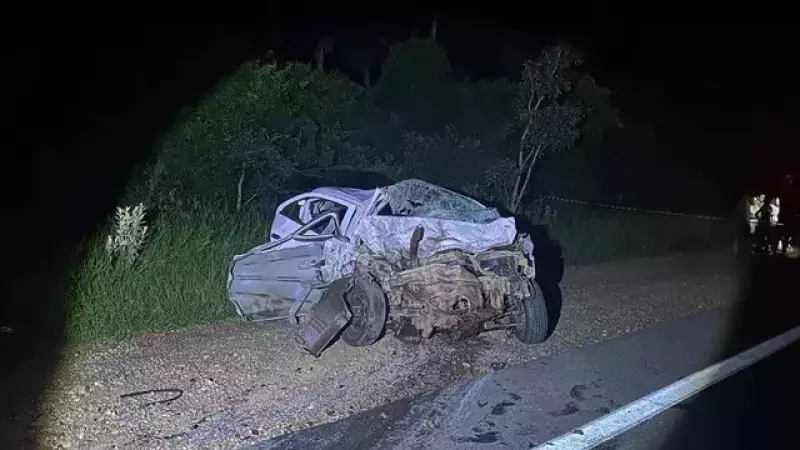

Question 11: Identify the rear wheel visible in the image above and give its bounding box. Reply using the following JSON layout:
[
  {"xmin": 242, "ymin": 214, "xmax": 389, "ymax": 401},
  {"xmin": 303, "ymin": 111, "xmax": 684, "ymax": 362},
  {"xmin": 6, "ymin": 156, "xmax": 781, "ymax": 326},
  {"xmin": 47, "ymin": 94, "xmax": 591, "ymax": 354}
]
[
  {"xmin": 340, "ymin": 275, "xmax": 388, "ymax": 347},
  {"xmin": 513, "ymin": 280, "xmax": 550, "ymax": 345}
]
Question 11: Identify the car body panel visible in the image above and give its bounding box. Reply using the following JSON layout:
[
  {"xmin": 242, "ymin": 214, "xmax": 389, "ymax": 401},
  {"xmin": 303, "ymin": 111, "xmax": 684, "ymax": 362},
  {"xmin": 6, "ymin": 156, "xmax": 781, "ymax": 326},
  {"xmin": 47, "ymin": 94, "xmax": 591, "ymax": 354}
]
[{"xmin": 228, "ymin": 241, "xmax": 327, "ymax": 321}]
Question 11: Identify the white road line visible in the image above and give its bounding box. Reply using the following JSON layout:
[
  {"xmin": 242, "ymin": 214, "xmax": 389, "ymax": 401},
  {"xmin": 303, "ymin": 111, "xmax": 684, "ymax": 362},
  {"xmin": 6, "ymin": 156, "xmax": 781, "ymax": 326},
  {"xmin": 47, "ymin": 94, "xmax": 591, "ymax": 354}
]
[{"xmin": 531, "ymin": 324, "xmax": 800, "ymax": 450}]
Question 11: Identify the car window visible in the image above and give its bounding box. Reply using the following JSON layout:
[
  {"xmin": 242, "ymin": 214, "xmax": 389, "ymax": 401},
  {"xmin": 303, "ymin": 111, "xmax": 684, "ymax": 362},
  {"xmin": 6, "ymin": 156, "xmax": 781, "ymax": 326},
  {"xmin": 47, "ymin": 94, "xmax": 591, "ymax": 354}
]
[
  {"xmin": 280, "ymin": 198, "xmax": 348, "ymax": 234},
  {"xmin": 279, "ymin": 199, "xmax": 307, "ymax": 224},
  {"xmin": 374, "ymin": 202, "xmax": 394, "ymax": 216},
  {"xmin": 307, "ymin": 199, "xmax": 348, "ymax": 224}
]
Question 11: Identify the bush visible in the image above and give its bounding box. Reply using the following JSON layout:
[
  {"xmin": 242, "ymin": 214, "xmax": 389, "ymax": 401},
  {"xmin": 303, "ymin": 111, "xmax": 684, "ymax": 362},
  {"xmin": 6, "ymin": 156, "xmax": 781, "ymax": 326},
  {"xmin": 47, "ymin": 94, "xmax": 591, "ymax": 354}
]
[
  {"xmin": 126, "ymin": 60, "xmax": 373, "ymax": 214},
  {"xmin": 66, "ymin": 208, "xmax": 264, "ymax": 340}
]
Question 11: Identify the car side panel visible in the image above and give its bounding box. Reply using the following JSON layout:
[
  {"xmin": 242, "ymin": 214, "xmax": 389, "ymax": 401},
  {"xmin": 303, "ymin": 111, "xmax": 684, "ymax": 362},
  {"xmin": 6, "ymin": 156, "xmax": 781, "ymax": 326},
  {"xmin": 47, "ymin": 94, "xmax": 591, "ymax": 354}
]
[{"xmin": 228, "ymin": 242, "xmax": 326, "ymax": 320}]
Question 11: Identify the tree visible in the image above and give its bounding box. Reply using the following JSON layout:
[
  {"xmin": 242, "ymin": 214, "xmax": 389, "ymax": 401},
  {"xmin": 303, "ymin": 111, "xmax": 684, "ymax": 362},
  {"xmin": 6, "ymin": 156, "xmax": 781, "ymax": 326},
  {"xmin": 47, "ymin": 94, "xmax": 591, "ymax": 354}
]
[
  {"xmin": 572, "ymin": 76, "xmax": 621, "ymax": 147},
  {"xmin": 374, "ymin": 38, "xmax": 458, "ymax": 133},
  {"xmin": 127, "ymin": 60, "xmax": 370, "ymax": 213},
  {"xmin": 315, "ymin": 36, "xmax": 335, "ymax": 72},
  {"xmin": 334, "ymin": 34, "xmax": 384, "ymax": 91},
  {"xmin": 532, "ymin": 75, "xmax": 622, "ymax": 202},
  {"xmin": 498, "ymin": 45, "xmax": 589, "ymax": 213}
]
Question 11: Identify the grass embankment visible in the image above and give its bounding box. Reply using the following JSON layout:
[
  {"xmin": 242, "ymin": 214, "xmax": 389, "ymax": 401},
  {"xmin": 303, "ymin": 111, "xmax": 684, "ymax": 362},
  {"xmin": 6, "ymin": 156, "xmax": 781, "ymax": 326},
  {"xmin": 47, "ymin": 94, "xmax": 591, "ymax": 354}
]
[{"xmin": 66, "ymin": 209, "xmax": 263, "ymax": 340}]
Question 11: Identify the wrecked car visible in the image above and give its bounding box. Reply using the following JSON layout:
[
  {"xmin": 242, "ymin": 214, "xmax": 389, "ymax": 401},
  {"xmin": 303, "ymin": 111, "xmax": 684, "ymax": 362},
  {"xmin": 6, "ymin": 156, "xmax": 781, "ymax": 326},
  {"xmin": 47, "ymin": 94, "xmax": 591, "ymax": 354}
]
[{"xmin": 227, "ymin": 179, "xmax": 550, "ymax": 356}]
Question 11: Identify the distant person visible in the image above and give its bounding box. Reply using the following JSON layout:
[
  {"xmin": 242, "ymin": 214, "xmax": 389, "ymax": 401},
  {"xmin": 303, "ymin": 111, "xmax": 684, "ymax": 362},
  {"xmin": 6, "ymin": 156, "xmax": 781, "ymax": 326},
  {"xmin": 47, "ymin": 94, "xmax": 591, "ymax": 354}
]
[{"xmin": 776, "ymin": 170, "xmax": 798, "ymax": 256}]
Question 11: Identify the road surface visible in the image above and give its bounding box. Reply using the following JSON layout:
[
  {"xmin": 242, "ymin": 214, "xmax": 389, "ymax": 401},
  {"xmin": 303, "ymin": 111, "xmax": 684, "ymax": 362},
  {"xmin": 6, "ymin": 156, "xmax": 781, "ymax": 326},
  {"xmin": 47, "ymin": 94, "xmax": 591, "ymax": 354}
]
[
  {"xmin": 251, "ymin": 255, "xmax": 800, "ymax": 450},
  {"xmin": 248, "ymin": 308, "xmax": 733, "ymax": 449}
]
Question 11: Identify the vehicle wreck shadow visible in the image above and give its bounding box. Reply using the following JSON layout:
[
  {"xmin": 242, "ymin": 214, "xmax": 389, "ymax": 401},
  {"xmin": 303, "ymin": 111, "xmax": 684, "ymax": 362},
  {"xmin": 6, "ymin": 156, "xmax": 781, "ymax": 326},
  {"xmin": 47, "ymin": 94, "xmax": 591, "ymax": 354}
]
[{"xmin": 515, "ymin": 214, "xmax": 565, "ymax": 338}]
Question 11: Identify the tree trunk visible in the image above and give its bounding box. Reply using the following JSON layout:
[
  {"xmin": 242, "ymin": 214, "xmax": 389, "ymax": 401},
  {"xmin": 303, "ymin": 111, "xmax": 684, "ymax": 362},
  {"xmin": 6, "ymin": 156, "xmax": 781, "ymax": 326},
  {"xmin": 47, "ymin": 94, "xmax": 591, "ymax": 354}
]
[
  {"xmin": 513, "ymin": 145, "xmax": 541, "ymax": 212},
  {"xmin": 316, "ymin": 37, "xmax": 333, "ymax": 72},
  {"xmin": 363, "ymin": 65, "xmax": 372, "ymax": 90},
  {"xmin": 431, "ymin": 13, "xmax": 438, "ymax": 42},
  {"xmin": 508, "ymin": 94, "xmax": 545, "ymax": 213},
  {"xmin": 315, "ymin": 44, "xmax": 325, "ymax": 72},
  {"xmin": 236, "ymin": 163, "xmax": 245, "ymax": 212}
]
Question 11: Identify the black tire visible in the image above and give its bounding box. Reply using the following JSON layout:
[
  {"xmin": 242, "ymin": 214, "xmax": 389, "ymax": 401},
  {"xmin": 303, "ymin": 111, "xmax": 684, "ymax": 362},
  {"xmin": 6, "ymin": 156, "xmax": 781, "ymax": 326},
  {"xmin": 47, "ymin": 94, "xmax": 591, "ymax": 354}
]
[
  {"xmin": 514, "ymin": 280, "xmax": 550, "ymax": 345},
  {"xmin": 340, "ymin": 275, "xmax": 387, "ymax": 347}
]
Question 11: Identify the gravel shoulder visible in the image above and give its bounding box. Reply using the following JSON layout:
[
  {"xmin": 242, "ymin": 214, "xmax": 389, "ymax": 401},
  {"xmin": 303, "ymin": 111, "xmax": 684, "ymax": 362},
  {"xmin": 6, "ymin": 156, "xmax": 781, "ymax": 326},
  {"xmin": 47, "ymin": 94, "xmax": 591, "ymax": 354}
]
[{"xmin": 34, "ymin": 252, "xmax": 738, "ymax": 450}]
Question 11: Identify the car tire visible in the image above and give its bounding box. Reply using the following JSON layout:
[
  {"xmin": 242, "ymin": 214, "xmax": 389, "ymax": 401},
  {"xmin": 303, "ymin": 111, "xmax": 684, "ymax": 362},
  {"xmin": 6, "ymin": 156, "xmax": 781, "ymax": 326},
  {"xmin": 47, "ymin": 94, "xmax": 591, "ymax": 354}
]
[
  {"xmin": 340, "ymin": 275, "xmax": 387, "ymax": 347},
  {"xmin": 513, "ymin": 280, "xmax": 550, "ymax": 345}
]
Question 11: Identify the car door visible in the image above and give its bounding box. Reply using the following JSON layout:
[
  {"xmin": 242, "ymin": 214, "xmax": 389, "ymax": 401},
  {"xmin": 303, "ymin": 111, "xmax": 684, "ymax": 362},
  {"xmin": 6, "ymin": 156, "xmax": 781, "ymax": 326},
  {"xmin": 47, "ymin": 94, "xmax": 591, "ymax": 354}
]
[
  {"xmin": 228, "ymin": 241, "xmax": 326, "ymax": 322},
  {"xmin": 229, "ymin": 211, "xmax": 356, "ymax": 322}
]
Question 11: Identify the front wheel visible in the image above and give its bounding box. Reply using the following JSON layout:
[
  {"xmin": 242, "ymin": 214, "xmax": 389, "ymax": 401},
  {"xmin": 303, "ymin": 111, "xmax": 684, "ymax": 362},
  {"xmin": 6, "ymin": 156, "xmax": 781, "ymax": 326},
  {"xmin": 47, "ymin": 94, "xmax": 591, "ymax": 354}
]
[
  {"xmin": 340, "ymin": 275, "xmax": 388, "ymax": 347},
  {"xmin": 513, "ymin": 280, "xmax": 550, "ymax": 345}
]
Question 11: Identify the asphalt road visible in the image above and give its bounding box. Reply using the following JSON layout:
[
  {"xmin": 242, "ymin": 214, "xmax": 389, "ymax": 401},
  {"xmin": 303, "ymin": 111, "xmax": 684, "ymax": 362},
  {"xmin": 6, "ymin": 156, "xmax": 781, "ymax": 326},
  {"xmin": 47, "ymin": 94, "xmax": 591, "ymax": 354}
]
[{"xmin": 249, "ymin": 256, "xmax": 800, "ymax": 450}]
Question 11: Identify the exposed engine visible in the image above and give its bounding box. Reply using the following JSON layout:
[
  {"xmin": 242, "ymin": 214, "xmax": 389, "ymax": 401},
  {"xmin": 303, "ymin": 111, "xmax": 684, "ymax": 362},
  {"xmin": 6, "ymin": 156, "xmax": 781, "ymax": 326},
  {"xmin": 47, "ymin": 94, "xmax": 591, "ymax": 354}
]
[{"xmin": 382, "ymin": 247, "xmax": 532, "ymax": 340}]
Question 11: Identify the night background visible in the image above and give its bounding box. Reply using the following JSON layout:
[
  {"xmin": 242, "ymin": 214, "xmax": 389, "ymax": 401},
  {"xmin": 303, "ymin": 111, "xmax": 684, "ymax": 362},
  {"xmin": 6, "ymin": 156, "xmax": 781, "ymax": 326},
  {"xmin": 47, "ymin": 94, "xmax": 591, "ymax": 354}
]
[{"xmin": 2, "ymin": 15, "xmax": 798, "ymax": 449}]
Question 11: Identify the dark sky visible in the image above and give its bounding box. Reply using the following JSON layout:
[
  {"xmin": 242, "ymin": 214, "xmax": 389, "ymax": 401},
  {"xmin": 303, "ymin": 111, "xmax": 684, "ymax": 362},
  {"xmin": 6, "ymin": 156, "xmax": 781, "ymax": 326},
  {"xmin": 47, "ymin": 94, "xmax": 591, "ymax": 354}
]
[
  {"xmin": 267, "ymin": 17, "xmax": 795, "ymax": 134},
  {"xmin": 15, "ymin": 18, "xmax": 796, "ymax": 152},
  {"xmin": 263, "ymin": 17, "xmax": 797, "ymax": 191},
  {"xmin": 9, "ymin": 18, "xmax": 797, "ymax": 208},
  {"xmin": 270, "ymin": 18, "xmax": 793, "ymax": 107}
]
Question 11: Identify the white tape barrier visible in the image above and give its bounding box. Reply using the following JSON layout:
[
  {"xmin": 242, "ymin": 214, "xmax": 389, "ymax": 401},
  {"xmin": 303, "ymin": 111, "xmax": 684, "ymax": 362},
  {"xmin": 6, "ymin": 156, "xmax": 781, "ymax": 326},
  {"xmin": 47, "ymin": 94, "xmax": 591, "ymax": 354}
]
[
  {"xmin": 538, "ymin": 195, "xmax": 727, "ymax": 221},
  {"xmin": 531, "ymin": 324, "xmax": 800, "ymax": 450}
]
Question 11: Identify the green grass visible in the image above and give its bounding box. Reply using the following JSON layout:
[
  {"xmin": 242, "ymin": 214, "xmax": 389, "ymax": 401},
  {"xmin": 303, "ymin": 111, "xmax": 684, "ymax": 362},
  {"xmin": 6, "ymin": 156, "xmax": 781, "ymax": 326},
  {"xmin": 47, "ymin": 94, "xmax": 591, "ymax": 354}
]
[
  {"xmin": 66, "ymin": 208, "xmax": 264, "ymax": 341},
  {"xmin": 66, "ymin": 203, "xmax": 730, "ymax": 341}
]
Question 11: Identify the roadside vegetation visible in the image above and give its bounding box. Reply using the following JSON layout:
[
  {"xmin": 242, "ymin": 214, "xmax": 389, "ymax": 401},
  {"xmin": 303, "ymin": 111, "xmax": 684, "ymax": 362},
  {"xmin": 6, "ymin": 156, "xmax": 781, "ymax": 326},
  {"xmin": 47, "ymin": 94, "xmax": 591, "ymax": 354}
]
[{"xmin": 66, "ymin": 38, "xmax": 728, "ymax": 340}]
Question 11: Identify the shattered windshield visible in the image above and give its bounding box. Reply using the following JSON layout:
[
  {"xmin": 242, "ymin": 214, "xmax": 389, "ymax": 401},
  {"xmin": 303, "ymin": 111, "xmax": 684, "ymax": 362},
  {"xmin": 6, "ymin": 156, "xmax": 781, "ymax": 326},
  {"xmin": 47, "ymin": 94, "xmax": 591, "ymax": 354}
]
[{"xmin": 382, "ymin": 179, "xmax": 501, "ymax": 223}]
